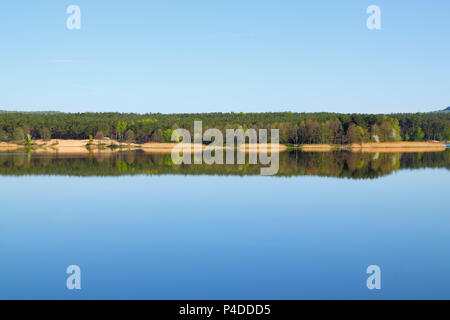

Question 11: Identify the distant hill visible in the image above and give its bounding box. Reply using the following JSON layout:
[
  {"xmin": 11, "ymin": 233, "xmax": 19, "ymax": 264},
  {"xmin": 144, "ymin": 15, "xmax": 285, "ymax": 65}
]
[{"xmin": 432, "ymin": 107, "xmax": 450, "ymax": 113}]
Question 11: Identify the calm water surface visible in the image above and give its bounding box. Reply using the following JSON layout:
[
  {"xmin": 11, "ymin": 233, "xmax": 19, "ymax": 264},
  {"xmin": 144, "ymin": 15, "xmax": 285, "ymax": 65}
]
[{"xmin": 0, "ymin": 151, "xmax": 449, "ymax": 299}]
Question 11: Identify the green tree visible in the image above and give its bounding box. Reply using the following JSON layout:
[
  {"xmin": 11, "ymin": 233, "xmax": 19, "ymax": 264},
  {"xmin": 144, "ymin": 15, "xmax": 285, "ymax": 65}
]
[
  {"xmin": 390, "ymin": 118, "xmax": 402, "ymax": 141},
  {"xmin": 0, "ymin": 111, "xmax": 448, "ymax": 145},
  {"xmin": 163, "ymin": 129, "xmax": 174, "ymax": 142},
  {"xmin": 25, "ymin": 134, "xmax": 32, "ymax": 146},
  {"xmin": 356, "ymin": 126, "xmax": 366, "ymax": 145},
  {"xmin": 404, "ymin": 132, "xmax": 410, "ymax": 141},
  {"xmin": 415, "ymin": 127, "xmax": 425, "ymax": 141},
  {"xmin": 116, "ymin": 121, "xmax": 128, "ymax": 140}
]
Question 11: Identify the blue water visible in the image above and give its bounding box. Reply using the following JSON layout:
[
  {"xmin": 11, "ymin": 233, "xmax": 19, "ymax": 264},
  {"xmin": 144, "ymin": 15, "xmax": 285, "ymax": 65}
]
[{"xmin": 0, "ymin": 169, "xmax": 449, "ymax": 299}]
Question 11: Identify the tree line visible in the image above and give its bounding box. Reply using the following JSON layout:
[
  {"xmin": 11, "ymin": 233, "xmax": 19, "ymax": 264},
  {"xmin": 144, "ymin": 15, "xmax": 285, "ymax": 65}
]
[{"xmin": 0, "ymin": 111, "xmax": 449, "ymax": 144}]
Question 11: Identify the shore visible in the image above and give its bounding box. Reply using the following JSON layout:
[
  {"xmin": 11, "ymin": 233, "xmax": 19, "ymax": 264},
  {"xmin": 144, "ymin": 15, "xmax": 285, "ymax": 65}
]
[
  {"xmin": 0, "ymin": 139, "xmax": 140, "ymax": 154},
  {"xmin": 300, "ymin": 141, "xmax": 447, "ymax": 153},
  {"xmin": 142, "ymin": 143, "xmax": 287, "ymax": 153},
  {"xmin": 0, "ymin": 139, "xmax": 288, "ymax": 154},
  {"xmin": 0, "ymin": 140, "xmax": 446, "ymax": 154},
  {"xmin": 347, "ymin": 141, "xmax": 447, "ymax": 153},
  {"xmin": 300, "ymin": 144, "xmax": 334, "ymax": 152}
]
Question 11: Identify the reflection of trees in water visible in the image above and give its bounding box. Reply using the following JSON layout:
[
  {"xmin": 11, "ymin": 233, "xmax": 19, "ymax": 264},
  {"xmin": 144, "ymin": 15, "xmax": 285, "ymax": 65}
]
[{"xmin": 0, "ymin": 150, "xmax": 449, "ymax": 179}]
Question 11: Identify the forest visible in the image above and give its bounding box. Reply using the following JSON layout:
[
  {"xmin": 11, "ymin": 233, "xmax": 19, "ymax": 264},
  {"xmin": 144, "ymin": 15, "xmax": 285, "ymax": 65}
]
[{"xmin": 0, "ymin": 111, "xmax": 449, "ymax": 145}]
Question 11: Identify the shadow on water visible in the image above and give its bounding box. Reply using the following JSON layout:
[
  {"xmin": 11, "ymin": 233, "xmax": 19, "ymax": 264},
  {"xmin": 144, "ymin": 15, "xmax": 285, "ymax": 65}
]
[{"xmin": 0, "ymin": 150, "xmax": 449, "ymax": 179}]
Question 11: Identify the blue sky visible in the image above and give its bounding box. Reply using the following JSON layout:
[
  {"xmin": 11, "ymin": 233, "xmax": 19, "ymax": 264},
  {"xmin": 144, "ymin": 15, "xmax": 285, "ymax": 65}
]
[{"xmin": 0, "ymin": 0, "xmax": 449, "ymax": 114}]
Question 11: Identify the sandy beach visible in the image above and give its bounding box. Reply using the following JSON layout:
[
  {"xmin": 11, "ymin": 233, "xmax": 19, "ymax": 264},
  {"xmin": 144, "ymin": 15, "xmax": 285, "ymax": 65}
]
[
  {"xmin": 301, "ymin": 144, "xmax": 334, "ymax": 152},
  {"xmin": 0, "ymin": 139, "xmax": 139, "ymax": 154},
  {"xmin": 348, "ymin": 141, "xmax": 447, "ymax": 153},
  {"xmin": 0, "ymin": 140, "xmax": 288, "ymax": 154},
  {"xmin": 298, "ymin": 142, "xmax": 447, "ymax": 153},
  {"xmin": 142, "ymin": 142, "xmax": 287, "ymax": 153},
  {"xmin": 0, "ymin": 140, "xmax": 446, "ymax": 154}
]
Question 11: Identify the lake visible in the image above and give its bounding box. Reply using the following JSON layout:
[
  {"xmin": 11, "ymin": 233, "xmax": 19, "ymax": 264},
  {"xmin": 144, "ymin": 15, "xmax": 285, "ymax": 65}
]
[{"xmin": 0, "ymin": 150, "xmax": 449, "ymax": 299}]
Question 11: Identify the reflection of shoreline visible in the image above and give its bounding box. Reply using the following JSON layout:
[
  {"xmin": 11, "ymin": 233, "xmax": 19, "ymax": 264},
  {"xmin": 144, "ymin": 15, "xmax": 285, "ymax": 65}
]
[{"xmin": 0, "ymin": 150, "xmax": 448, "ymax": 179}]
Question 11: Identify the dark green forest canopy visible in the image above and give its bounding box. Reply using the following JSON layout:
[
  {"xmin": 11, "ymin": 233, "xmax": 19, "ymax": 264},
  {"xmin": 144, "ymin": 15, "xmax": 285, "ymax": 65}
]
[{"xmin": 1, "ymin": 111, "xmax": 449, "ymax": 144}]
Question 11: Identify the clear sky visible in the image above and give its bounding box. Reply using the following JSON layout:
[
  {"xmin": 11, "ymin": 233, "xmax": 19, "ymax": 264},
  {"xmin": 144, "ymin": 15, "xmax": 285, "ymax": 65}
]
[{"xmin": 0, "ymin": 0, "xmax": 449, "ymax": 114}]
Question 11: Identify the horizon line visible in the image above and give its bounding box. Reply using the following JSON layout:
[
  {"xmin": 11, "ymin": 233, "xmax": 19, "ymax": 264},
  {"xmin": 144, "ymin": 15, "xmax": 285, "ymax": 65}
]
[{"xmin": 0, "ymin": 108, "xmax": 448, "ymax": 115}]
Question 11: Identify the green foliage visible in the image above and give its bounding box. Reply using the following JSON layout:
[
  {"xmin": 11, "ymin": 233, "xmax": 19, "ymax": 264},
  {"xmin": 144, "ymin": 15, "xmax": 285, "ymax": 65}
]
[
  {"xmin": 0, "ymin": 150, "xmax": 448, "ymax": 179},
  {"xmin": 163, "ymin": 128, "xmax": 181, "ymax": 143},
  {"xmin": 116, "ymin": 121, "xmax": 128, "ymax": 140},
  {"xmin": 0, "ymin": 111, "xmax": 448, "ymax": 144},
  {"xmin": 356, "ymin": 126, "xmax": 366, "ymax": 144},
  {"xmin": 25, "ymin": 134, "xmax": 32, "ymax": 146},
  {"xmin": 415, "ymin": 127, "xmax": 425, "ymax": 141},
  {"xmin": 163, "ymin": 129, "xmax": 174, "ymax": 142},
  {"xmin": 138, "ymin": 118, "xmax": 158, "ymax": 124},
  {"xmin": 163, "ymin": 154, "xmax": 174, "ymax": 166}
]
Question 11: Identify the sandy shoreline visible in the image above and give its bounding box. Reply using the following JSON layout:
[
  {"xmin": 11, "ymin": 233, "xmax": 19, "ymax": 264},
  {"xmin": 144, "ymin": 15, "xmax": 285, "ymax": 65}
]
[
  {"xmin": 347, "ymin": 142, "xmax": 447, "ymax": 153},
  {"xmin": 0, "ymin": 140, "xmax": 446, "ymax": 154},
  {"xmin": 0, "ymin": 139, "xmax": 137, "ymax": 154},
  {"xmin": 0, "ymin": 140, "xmax": 288, "ymax": 154},
  {"xmin": 140, "ymin": 143, "xmax": 287, "ymax": 153},
  {"xmin": 301, "ymin": 144, "xmax": 333, "ymax": 152},
  {"xmin": 299, "ymin": 141, "xmax": 447, "ymax": 153}
]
